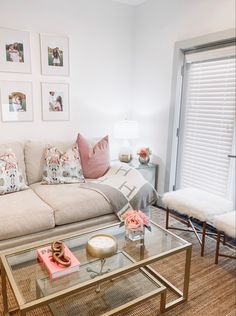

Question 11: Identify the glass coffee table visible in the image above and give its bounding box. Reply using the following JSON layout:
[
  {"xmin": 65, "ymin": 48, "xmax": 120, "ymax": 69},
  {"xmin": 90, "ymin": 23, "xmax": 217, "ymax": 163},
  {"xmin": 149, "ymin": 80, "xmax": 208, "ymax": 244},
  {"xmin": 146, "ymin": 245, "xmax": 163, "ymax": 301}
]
[{"xmin": 1, "ymin": 221, "xmax": 192, "ymax": 316}]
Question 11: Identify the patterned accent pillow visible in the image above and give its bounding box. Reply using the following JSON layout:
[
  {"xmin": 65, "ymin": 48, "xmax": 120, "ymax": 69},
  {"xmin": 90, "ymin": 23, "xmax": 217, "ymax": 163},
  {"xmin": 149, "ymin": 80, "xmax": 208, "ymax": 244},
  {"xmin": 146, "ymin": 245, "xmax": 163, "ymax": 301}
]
[
  {"xmin": 0, "ymin": 150, "xmax": 28, "ymax": 195},
  {"xmin": 42, "ymin": 144, "xmax": 85, "ymax": 184}
]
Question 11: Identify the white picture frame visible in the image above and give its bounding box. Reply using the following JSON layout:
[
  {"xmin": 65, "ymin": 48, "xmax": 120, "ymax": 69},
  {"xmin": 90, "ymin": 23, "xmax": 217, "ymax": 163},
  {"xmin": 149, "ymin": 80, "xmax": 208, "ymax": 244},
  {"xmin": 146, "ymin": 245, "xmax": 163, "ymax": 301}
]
[
  {"xmin": 41, "ymin": 82, "xmax": 69, "ymax": 121},
  {"xmin": 0, "ymin": 28, "xmax": 31, "ymax": 73},
  {"xmin": 40, "ymin": 34, "xmax": 69, "ymax": 76},
  {"xmin": 0, "ymin": 81, "xmax": 33, "ymax": 122}
]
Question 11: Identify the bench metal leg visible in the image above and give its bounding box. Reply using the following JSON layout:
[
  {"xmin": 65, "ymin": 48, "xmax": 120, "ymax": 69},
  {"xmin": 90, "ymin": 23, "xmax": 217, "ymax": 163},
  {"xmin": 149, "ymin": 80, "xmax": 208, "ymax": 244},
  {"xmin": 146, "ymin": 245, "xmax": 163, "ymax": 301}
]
[
  {"xmin": 166, "ymin": 208, "xmax": 169, "ymax": 229},
  {"xmin": 187, "ymin": 219, "xmax": 206, "ymax": 257},
  {"xmin": 188, "ymin": 218, "xmax": 201, "ymax": 244},
  {"xmin": 215, "ymin": 230, "xmax": 221, "ymax": 264},
  {"xmin": 223, "ymin": 232, "xmax": 226, "ymax": 245},
  {"xmin": 201, "ymin": 221, "xmax": 206, "ymax": 257},
  {"xmin": 164, "ymin": 208, "xmax": 208, "ymax": 256}
]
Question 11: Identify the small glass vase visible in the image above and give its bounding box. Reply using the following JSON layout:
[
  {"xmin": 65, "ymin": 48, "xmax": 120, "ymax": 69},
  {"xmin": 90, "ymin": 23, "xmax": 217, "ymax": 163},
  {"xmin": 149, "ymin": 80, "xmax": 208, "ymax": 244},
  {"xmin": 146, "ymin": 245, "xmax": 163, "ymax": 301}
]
[
  {"xmin": 138, "ymin": 156, "xmax": 150, "ymax": 164},
  {"xmin": 125, "ymin": 226, "xmax": 144, "ymax": 241}
]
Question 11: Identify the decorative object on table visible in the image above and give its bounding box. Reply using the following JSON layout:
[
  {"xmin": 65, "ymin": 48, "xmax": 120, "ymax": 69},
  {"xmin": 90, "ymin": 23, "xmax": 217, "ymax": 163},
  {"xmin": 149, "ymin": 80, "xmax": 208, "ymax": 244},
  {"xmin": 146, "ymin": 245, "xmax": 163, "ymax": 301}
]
[
  {"xmin": 36, "ymin": 241, "xmax": 80, "ymax": 279},
  {"xmin": 137, "ymin": 147, "xmax": 152, "ymax": 164},
  {"xmin": 0, "ymin": 81, "xmax": 33, "ymax": 122},
  {"xmin": 41, "ymin": 82, "xmax": 69, "ymax": 121},
  {"xmin": 42, "ymin": 143, "xmax": 84, "ymax": 184},
  {"xmin": 0, "ymin": 149, "xmax": 28, "ymax": 195},
  {"xmin": 114, "ymin": 119, "xmax": 139, "ymax": 163},
  {"xmin": 86, "ymin": 234, "xmax": 118, "ymax": 292},
  {"xmin": 0, "ymin": 27, "xmax": 31, "ymax": 73},
  {"xmin": 51, "ymin": 241, "xmax": 71, "ymax": 267},
  {"xmin": 40, "ymin": 33, "xmax": 69, "ymax": 76},
  {"xmin": 120, "ymin": 209, "xmax": 151, "ymax": 241}
]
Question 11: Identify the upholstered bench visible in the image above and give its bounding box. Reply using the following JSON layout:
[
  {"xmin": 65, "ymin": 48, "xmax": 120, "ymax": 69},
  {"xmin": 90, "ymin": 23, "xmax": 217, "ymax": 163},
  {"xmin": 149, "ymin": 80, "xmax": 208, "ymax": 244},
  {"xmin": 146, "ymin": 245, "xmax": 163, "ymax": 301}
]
[
  {"xmin": 214, "ymin": 211, "xmax": 236, "ymax": 264},
  {"xmin": 162, "ymin": 188, "xmax": 233, "ymax": 256}
]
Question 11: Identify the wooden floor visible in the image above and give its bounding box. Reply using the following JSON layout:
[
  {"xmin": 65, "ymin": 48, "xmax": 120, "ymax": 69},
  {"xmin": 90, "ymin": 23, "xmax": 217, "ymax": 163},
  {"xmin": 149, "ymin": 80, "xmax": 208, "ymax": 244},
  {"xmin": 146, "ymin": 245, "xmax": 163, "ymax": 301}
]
[{"xmin": 0, "ymin": 208, "xmax": 235, "ymax": 316}]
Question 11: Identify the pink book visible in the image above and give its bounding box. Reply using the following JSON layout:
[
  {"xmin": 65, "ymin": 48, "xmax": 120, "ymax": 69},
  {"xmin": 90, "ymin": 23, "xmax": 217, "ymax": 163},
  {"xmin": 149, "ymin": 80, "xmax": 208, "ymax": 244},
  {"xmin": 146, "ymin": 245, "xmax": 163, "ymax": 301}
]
[{"xmin": 37, "ymin": 245, "xmax": 80, "ymax": 279}]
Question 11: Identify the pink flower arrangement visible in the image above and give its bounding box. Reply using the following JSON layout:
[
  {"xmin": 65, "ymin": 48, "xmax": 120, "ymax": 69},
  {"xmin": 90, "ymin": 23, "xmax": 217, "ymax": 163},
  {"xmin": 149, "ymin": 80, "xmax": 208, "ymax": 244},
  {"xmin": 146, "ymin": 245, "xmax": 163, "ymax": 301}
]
[
  {"xmin": 120, "ymin": 209, "xmax": 151, "ymax": 231},
  {"xmin": 137, "ymin": 147, "xmax": 152, "ymax": 158}
]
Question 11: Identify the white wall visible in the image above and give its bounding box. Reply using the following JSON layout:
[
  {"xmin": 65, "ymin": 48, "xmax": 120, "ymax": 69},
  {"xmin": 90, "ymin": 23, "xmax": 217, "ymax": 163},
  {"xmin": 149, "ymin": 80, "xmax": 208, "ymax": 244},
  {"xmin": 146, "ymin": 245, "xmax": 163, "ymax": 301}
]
[
  {"xmin": 133, "ymin": 0, "xmax": 235, "ymax": 193},
  {"xmin": 0, "ymin": 0, "xmax": 134, "ymax": 158},
  {"xmin": 0, "ymin": 0, "xmax": 235, "ymax": 192}
]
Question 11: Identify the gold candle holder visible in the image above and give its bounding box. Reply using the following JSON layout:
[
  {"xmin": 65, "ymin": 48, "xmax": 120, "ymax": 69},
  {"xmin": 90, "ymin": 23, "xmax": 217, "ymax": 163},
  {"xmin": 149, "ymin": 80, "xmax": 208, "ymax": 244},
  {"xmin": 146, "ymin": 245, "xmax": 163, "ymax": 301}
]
[
  {"xmin": 86, "ymin": 234, "xmax": 118, "ymax": 292},
  {"xmin": 86, "ymin": 234, "xmax": 118, "ymax": 259}
]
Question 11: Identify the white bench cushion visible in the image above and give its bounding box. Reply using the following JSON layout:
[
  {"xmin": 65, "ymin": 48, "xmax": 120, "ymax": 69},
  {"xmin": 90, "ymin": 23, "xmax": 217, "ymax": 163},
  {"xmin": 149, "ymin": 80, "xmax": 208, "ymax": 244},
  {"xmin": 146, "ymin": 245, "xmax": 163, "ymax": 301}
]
[
  {"xmin": 214, "ymin": 211, "xmax": 236, "ymax": 238},
  {"xmin": 162, "ymin": 188, "xmax": 233, "ymax": 222}
]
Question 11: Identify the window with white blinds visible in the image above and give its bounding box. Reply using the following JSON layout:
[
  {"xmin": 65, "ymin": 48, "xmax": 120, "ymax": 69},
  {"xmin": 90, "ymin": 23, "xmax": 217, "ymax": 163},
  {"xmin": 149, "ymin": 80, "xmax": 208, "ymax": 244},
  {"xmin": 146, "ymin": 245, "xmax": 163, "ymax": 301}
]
[{"xmin": 176, "ymin": 45, "xmax": 236, "ymax": 198}]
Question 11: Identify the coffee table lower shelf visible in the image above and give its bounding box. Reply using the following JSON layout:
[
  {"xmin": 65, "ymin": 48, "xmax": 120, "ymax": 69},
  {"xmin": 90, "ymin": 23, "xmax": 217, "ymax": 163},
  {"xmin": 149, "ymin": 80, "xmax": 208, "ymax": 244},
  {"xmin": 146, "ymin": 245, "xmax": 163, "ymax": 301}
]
[{"xmin": 36, "ymin": 252, "xmax": 167, "ymax": 316}]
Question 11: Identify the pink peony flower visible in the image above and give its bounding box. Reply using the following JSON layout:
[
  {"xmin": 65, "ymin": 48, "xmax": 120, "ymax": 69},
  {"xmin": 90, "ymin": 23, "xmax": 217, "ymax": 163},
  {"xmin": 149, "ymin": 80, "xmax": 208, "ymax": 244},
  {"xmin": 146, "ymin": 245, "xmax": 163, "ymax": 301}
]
[
  {"xmin": 121, "ymin": 209, "xmax": 151, "ymax": 231},
  {"xmin": 125, "ymin": 213, "xmax": 144, "ymax": 230},
  {"xmin": 121, "ymin": 209, "xmax": 135, "ymax": 221},
  {"xmin": 137, "ymin": 147, "xmax": 152, "ymax": 158},
  {"xmin": 137, "ymin": 210, "xmax": 150, "ymax": 226}
]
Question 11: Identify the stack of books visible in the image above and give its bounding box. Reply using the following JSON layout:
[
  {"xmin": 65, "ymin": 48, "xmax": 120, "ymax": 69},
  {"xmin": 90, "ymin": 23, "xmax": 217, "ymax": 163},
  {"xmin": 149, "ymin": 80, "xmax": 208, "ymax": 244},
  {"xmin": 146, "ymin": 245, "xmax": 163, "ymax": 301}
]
[{"xmin": 37, "ymin": 245, "xmax": 80, "ymax": 279}]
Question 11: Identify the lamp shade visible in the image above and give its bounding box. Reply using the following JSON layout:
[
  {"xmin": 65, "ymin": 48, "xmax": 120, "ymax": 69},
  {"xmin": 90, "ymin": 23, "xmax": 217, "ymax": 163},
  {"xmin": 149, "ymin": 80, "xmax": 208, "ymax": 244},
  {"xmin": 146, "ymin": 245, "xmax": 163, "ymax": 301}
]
[{"xmin": 114, "ymin": 120, "xmax": 139, "ymax": 140}]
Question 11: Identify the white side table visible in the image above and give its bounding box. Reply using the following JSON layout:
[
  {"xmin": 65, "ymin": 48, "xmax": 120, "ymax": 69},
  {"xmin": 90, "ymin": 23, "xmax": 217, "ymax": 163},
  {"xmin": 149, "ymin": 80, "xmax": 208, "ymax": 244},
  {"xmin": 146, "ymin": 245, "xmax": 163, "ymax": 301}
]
[{"xmin": 127, "ymin": 159, "xmax": 159, "ymax": 191}]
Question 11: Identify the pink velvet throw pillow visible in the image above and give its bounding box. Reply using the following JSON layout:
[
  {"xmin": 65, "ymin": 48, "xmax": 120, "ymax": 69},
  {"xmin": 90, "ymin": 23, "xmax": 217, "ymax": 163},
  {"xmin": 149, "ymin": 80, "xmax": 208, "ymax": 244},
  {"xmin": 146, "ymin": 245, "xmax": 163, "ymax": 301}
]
[{"xmin": 76, "ymin": 134, "xmax": 110, "ymax": 179}]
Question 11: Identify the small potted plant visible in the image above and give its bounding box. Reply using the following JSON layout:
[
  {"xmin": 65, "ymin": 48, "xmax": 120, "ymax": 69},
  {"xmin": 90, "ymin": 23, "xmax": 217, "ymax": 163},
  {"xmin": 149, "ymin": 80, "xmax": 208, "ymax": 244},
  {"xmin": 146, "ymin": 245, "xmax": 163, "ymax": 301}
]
[
  {"xmin": 137, "ymin": 147, "xmax": 152, "ymax": 164},
  {"xmin": 120, "ymin": 209, "xmax": 151, "ymax": 241}
]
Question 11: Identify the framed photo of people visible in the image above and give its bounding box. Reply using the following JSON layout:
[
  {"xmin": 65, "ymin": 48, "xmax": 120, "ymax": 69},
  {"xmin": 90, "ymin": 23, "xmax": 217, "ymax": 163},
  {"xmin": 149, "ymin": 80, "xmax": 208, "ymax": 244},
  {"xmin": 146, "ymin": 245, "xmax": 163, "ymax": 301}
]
[
  {"xmin": 0, "ymin": 81, "xmax": 33, "ymax": 122},
  {"xmin": 41, "ymin": 82, "xmax": 69, "ymax": 121},
  {"xmin": 40, "ymin": 34, "xmax": 69, "ymax": 76},
  {"xmin": 0, "ymin": 28, "xmax": 31, "ymax": 73}
]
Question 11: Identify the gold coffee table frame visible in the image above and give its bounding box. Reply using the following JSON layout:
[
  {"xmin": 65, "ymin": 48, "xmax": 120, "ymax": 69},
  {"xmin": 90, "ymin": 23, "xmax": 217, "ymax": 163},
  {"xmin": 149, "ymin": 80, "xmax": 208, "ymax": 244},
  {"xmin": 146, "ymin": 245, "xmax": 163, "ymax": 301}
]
[{"xmin": 1, "ymin": 221, "xmax": 192, "ymax": 316}]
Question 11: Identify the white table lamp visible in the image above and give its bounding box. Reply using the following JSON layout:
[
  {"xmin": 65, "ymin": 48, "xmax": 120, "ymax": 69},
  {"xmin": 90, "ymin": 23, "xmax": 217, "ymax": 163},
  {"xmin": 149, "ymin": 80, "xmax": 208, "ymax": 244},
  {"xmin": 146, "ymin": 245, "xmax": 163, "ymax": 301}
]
[{"xmin": 114, "ymin": 120, "xmax": 139, "ymax": 162}]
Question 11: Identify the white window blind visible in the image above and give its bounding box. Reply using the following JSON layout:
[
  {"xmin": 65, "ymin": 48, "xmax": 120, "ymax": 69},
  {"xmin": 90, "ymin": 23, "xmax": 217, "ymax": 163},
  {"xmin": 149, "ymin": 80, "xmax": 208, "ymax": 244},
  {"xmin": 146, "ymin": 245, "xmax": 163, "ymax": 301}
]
[{"xmin": 177, "ymin": 45, "xmax": 236, "ymax": 198}]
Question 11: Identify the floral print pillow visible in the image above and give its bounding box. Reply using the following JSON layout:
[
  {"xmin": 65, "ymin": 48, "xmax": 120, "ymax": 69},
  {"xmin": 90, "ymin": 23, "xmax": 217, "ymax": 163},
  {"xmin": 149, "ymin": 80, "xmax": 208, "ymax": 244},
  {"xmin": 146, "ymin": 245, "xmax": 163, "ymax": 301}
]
[
  {"xmin": 42, "ymin": 144, "xmax": 85, "ymax": 184},
  {"xmin": 0, "ymin": 150, "xmax": 28, "ymax": 195}
]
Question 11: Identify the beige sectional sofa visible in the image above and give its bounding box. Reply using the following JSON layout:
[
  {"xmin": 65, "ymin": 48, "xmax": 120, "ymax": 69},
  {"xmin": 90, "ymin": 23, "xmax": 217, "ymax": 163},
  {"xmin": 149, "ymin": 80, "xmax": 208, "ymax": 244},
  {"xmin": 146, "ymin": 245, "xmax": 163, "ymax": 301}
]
[{"xmin": 0, "ymin": 141, "xmax": 118, "ymax": 252}]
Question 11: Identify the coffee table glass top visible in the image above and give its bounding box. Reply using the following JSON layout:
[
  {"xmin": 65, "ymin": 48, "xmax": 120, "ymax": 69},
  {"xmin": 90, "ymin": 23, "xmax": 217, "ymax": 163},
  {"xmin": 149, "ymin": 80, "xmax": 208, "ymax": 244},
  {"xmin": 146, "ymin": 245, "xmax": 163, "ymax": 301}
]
[{"xmin": 4, "ymin": 221, "xmax": 188, "ymax": 304}]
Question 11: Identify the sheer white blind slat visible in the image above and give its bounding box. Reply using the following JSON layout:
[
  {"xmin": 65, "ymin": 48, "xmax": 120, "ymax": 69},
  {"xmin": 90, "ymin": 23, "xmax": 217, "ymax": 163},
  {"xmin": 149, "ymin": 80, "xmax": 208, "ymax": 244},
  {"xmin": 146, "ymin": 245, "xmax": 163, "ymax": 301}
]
[
  {"xmin": 178, "ymin": 46, "xmax": 236, "ymax": 198},
  {"xmin": 182, "ymin": 144, "xmax": 231, "ymax": 157}
]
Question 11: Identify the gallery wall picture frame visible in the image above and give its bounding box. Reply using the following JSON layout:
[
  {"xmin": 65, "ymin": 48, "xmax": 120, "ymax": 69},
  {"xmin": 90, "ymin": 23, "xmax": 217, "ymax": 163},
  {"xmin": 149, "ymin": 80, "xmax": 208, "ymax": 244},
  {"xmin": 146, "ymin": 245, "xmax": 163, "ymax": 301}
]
[
  {"xmin": 0, "ymin": 81, "xmax": 33, "ymax": 122},
  {"xmin": 40, "ymin": 34, "xmax": 69, "ymax": 76},
  {"xmin": 0, "ymin": 27, "xmax": 31, "ymax": 73},
  {"xmin": 41, "ymin": 82, "xmax": 69, "ymax": 121}
]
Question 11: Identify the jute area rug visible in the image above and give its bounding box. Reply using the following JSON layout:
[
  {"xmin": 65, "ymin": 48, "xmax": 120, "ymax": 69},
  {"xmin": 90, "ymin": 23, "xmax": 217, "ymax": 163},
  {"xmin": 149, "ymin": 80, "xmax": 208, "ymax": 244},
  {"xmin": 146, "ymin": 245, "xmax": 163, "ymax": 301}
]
[{"xmin": 0, "ymin": 208, "xmax": 235, "ymax": 316}]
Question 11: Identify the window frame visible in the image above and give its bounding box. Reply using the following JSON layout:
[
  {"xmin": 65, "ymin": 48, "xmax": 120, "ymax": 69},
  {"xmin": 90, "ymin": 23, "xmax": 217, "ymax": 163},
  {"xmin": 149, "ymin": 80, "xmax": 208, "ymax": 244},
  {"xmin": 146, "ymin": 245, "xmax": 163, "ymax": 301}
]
[{"xmin": 164, "ymin": 29, "xmax": 236, "ymax": 193}]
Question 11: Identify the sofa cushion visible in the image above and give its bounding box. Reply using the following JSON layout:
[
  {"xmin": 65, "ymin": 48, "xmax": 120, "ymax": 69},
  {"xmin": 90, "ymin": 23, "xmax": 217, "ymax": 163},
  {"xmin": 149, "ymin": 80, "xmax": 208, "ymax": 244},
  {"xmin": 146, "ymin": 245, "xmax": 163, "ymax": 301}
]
[
  {"xmin": 42, "ymin": 144, "xmax": 85, "ymax": 184},
  {"xmin": 0, "ymin": 189, "xmax": 55, "ymax": 240},
  {"xmin": 31, "ymin": 182, "xmax": 113, "ymax": 226},
  {"xmin": 0, "ymin": 150, "xmax": 28, "ymax": 195},
  {"xmin": 77, "ymin": 134, "xmax": 110, "ymax": 179},
  {"xmin": 25, "ymin": 141, "xmax": 71, "ymax": 185},
  {"xmin": 0, "ymin": 142, "xmax": 27, "ymax": 184}
]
